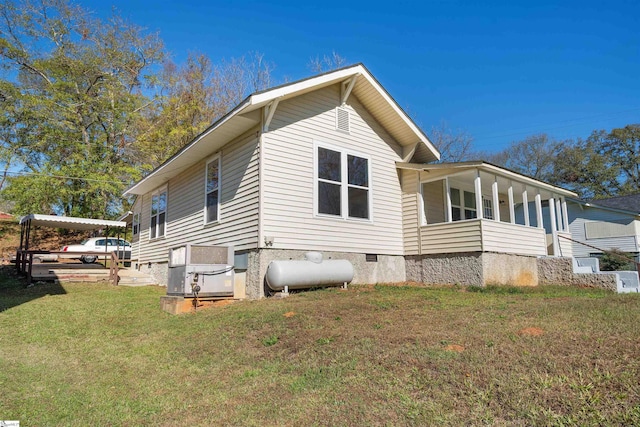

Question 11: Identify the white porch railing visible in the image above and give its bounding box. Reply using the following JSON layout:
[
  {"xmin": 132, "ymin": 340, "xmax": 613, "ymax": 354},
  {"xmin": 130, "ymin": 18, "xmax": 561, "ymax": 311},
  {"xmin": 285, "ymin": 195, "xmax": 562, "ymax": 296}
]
[{"xmin": 420, "ymin": 219, "xmax": 548, "ymax": 256}]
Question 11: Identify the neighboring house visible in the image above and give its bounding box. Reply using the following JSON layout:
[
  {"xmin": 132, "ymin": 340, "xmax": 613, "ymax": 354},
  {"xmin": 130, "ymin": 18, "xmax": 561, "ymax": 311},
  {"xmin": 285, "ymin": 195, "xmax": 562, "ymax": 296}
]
[
  {"xmin": 567, "ymin": 195, "xmax": 640, "ymax": 262},
  {"xmin": 125, "ymin": 64, "xmax": 577, "ymax": 298}
]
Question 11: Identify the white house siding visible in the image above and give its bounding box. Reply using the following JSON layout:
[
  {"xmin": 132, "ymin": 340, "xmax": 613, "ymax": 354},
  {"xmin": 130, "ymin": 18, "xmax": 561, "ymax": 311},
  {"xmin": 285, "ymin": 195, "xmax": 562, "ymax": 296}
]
[
  {"xmin": 402, "ymin": 169, "xmax": 420, "ymax": 256},
  {"xmin": 261, "ymin": 84, "xmax": 406, "ymax": 255},
  {"xmin": 568, "ymin": 203, "xmax": 640, "ymax": 257},
  {"xmin": 420, "ymin": 221, "xmax": 483, "ymax": 254},
  {"xmin": 135, "ymin": 129, "xmax": 260, "ymax": 264},
  {"xmin": 481, "ymin": 220, "xmax": 547, "ymax": 256}
]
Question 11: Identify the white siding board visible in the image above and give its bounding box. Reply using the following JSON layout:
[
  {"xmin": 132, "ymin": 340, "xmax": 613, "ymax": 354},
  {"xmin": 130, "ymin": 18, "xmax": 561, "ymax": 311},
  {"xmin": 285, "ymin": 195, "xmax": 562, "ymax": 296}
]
[
  {"xmin": 481, "ymin": 220, "xmax": 546, "ymax": 256},
  {"xmin": 568, "ymin": 203, "xmax": 640, "ymax": 257},
  {"xmin": 262, "ymin": 84, "xmax": 405, "ymax": 255},
  {"xmin": 136, "ymin": 130, "xmax": 260, "ymax": 263},
  {"xmin": 402, "ymin": 169, "xmax": 420, "ymax": 255}
]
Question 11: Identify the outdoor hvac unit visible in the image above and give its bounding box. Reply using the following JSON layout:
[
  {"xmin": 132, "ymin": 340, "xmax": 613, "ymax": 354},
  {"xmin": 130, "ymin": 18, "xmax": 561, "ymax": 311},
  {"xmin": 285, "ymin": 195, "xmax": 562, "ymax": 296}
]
[{"xmin": 167, "ymin": 244, "xmax": 234, "ymax": 297}]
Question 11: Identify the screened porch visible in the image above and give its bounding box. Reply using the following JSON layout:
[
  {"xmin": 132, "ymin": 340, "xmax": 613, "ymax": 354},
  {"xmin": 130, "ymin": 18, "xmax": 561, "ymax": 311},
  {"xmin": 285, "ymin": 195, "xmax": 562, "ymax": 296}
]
[{"xmin": 399, "ymin": 161, "xmax": 577, "ymax": 257}]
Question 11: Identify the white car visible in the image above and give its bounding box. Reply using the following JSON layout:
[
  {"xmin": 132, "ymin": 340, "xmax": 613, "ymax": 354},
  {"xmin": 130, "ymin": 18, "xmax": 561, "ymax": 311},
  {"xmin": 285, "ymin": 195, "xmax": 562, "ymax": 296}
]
[{"xmin": 61, "ymin": 237, "xmax": 132, "ymax": 263}]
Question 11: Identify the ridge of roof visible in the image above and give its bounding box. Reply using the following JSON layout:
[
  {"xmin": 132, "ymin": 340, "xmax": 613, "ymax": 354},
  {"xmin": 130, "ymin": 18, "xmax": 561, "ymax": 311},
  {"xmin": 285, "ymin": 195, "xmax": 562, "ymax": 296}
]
[{"xmin": 125, "ymin": 64, "xmax": 440, "ymax": 196}]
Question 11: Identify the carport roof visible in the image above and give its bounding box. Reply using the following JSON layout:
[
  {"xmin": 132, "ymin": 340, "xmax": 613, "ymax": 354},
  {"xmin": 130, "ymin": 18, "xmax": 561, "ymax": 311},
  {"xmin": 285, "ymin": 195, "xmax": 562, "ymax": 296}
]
[{"xmin": 19, "ymin": 214, "xmax": 126, "ymax": 230}]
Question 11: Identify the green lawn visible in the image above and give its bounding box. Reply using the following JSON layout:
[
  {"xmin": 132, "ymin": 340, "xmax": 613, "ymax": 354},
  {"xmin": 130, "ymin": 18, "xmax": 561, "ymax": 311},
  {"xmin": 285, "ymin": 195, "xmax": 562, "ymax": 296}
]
[{"xmin": 1, "ymin": 271, "xmax": 640, "ymax": 426}]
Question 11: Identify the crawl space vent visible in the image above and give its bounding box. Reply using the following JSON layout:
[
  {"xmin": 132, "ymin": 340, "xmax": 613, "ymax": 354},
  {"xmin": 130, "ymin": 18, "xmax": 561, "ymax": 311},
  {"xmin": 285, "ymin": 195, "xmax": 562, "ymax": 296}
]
[{"xmin": 336, "ymin": 107, "xmax": 350, "ymax": 132}]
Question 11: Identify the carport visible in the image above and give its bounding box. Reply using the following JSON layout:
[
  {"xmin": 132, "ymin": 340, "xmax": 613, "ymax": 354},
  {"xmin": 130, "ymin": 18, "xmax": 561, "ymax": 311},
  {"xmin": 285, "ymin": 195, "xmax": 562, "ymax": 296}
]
[{"xmin": 16, "ymin": 214, "xmax": 127, "ymax": 285}]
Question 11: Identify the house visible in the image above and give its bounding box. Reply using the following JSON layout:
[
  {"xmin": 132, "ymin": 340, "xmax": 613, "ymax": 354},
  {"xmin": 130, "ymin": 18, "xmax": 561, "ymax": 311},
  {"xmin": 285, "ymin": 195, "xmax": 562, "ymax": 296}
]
[
  {"xmin": 125, "ymin": 64, "xmax": 577, "ymax": 299},
  {"xmin": 567, "ymin": 194, "xmax": 640, "ymax": 263}
]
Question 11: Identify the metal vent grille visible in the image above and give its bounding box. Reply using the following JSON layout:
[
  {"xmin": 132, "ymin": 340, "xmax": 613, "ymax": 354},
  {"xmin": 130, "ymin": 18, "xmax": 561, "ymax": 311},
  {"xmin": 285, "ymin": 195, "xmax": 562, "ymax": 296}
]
[
  {"xmin": 336, "ymin": 107, "xmax": 350, "ymax": 132},
  {"xmin": 191, "ymin": 245, "xmax": 230, "ymax": 264}
]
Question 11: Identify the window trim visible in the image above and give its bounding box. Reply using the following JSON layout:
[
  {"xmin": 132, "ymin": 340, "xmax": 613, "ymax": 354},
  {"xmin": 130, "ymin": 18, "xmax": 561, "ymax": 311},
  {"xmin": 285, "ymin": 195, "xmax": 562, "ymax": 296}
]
[
  {"xmin": 313, "ymin": 141, "xmax": 373, "ymax": 222},
  {"xmin": 132, "ymin": 212, "xmax": 140, "ymax": 236},
  {"xmin": 149, "ymin": 186, "xmax": 167, "ymax": 240},
  {"xmin": 204, "ymin": 153, "xmax": 222, "ymax": 225}
]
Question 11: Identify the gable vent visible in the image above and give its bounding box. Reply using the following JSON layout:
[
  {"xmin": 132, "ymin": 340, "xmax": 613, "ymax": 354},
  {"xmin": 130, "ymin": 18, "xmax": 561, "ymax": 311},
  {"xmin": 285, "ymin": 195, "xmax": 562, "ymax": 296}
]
[{"xmin": 336, "ymin": 107, "xmax": 350, "ymax": 133}]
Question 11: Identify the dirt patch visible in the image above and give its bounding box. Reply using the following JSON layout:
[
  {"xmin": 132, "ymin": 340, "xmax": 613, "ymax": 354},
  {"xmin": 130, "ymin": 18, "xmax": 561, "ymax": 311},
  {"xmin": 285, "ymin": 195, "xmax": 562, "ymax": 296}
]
[
  {"xmin": 444, "ymin": 344, "xmax": 465, "ymax": 352},
  {"xmin": 517, "ymin": 327, "xmax": 544, "ymax": 336}
]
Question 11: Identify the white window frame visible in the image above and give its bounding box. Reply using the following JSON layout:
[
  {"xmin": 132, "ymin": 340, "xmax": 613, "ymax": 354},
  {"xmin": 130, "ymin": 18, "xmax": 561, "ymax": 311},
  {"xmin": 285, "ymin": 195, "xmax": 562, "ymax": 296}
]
[
  {"xmin": 149, "ymin": 186, "xmax": 167, "ymax": 240},
  {"xmin": 482, "ymin": 197, "xmax": 494, "ymax": 220},
  {"xmin": 313, "ymin": 141, "xmax": 372, "ymax": 222},
  {"xmin": 204, "ymin": 154, "xmax": 221, "ymax": 225},
  {"xmin": 132, "ymin": 212, "xmax": 140, "ymax": 236},
  {"xmin": 450, "ymin": 187, "xmax": 477, "ymax": 221}
]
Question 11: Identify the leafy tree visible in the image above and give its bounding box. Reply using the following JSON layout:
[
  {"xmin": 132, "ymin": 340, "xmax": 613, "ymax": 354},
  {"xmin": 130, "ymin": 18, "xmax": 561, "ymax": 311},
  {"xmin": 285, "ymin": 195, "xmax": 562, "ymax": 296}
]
[
  {"xmin": 552, "ymin": 135, "xmax": 620, "ymax": 199},
  {"xmin": 0, "ymin": 0, "xmax": 164, "ymax": 217},
  {"xmin": 602, "ymin": 124, "xmax": 640, "ymax": 195},
  {"xmin": 134, "ymin": 52, "xmax": 274, "ymax": 170}
]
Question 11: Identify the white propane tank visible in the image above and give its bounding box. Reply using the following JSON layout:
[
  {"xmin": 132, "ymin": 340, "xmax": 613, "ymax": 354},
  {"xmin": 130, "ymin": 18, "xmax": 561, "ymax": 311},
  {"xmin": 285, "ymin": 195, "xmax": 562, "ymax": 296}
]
[{"xmin": 265, "ymin": 252, "xmax": 354, "ymax": 291}]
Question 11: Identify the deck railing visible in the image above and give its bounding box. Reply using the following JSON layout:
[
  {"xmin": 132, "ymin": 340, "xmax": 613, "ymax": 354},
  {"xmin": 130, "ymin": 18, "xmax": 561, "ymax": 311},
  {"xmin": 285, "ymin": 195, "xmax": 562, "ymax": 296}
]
[{"xmin": 15, "ymin": 250, "xmax": 123, "ymax": 286}]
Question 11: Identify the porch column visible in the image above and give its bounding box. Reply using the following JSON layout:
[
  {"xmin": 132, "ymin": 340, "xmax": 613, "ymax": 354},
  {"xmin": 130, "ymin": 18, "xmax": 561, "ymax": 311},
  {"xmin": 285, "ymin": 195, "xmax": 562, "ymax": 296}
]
[
  {"xmin": 445, "ymin": 178, "xmax": 452, "ymax": 223},
  {"xmin": 549, "ymin": 197, "xmax": 559, "ymax": 256},
  {"xmin": 492, "ymin": 177, "xmax": 500, "ymax": 221},
  {"xmin": 474, "ymin": 170, "xmax": 483, "ymax": 219},
  {"xmin": 561, "ymin": 197, "xmax": 570, "ymax": 231},
  {"xmin": 555, "ymin": 198, "xmax": 563, "ymax": 231},
  {"xmin": 522, "ymin": 189, "xmax": 530, "ymax": 227},
  {"xmin": 535, "ymin": 192, "xmax": 543, "ymax": 229},
  {"xmin": 508, "ymin": 182, "xmax": 515, "ymax": 224}
]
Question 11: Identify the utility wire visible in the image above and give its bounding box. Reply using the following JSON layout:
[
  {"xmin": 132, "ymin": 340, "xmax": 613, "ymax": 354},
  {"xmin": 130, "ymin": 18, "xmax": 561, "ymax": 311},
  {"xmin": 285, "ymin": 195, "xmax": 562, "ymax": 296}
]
[{"xmin": 2, "ymin": 170, "xmax": 130, "ymax": 184}]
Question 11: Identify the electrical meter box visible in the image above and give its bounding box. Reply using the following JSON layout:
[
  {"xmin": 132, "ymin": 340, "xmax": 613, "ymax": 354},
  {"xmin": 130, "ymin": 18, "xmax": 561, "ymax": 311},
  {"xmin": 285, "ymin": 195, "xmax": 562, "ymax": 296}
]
[{"xmin": 167, "ymin": 244, "xmax": 234, "ymax": 297}]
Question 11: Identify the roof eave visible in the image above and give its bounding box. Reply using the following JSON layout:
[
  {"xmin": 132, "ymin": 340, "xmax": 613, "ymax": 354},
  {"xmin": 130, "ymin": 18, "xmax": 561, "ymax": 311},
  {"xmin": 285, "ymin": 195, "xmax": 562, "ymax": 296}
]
[{"xmin": 397, "ymin": 161, "xmax": 577, "ymax": 198}]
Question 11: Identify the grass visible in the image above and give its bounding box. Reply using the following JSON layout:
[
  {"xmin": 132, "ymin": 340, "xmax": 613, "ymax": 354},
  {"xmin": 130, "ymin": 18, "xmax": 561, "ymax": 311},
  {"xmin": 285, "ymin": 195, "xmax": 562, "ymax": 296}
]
[{"xmin": 1, "ymin": 274, "xmax": 640, "ymax": 426}]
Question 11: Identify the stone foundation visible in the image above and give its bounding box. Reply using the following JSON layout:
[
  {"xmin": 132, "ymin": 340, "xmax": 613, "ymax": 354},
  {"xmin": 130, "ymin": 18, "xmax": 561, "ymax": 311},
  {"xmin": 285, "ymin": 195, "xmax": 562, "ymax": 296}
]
[
  {"xmin": 138, "ymin": 261, "xmax": 169, "ymax": 286},
  {"xmin": 406, "ymin": 252, "xmax": 538, "ymax": 287},
  {"xmin": 537, "ymin": 257, "xmax": 617, "ymax": 291},
  {"xmin": 141, "ymin": 251, "xmax": 618, "ymax": 300},
  {"xmin": 248, "ymin": 249, "xmax": 406, "ymax": 299}
]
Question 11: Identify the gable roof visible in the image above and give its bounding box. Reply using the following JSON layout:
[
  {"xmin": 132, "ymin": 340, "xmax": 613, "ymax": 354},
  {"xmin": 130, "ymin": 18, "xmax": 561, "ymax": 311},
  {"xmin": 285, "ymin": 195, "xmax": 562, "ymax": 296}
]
[
  {"xmin": 125, "ymin": 63, "xmax": 440, "ymax": 196},
  {"xmin": 588, "ymin": 193, "xmax": 640, "ymax": 214}
]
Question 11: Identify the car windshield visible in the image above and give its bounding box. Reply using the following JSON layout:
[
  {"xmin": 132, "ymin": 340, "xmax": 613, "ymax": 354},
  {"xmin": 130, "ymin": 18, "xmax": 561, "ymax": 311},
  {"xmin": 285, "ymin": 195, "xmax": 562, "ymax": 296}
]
[{"xmin": 80, "ymin": 239, "xmax": 89, "ymax": 245}]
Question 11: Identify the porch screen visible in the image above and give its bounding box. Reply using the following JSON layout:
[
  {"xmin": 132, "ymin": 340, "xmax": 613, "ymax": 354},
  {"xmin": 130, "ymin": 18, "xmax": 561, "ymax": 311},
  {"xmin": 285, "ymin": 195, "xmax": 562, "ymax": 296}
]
[{"xmin": 421, "ymin": 180, "xmax": 446, "ymax": 224}]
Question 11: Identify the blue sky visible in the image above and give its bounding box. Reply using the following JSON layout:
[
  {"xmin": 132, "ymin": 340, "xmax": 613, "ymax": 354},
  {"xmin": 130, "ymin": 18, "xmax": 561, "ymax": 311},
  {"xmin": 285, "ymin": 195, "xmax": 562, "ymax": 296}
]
[{"xmin": 86, "ymin": 0, "xmax": 639, "ymax": 153}]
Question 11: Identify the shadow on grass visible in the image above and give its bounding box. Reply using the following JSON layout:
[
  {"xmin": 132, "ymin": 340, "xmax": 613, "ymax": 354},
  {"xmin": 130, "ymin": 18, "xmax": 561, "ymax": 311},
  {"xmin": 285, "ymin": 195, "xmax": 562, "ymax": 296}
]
[{"xmin": 0, "ymin": 265, "xmax": 66, "ymax": 312}]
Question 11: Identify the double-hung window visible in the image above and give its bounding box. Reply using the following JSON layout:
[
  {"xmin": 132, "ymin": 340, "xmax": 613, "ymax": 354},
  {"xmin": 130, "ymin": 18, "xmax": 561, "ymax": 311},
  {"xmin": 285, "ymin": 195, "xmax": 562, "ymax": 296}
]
[
  {"xmin": 132, "ymin": 212, "xmax": 140, "ymax": 236},
  {"xmin": 150, "ymin": 188, "xmax": 167, "ymax": 239},
  {"xmin": 450, "ymin": 188, "xmax": 476, "ymax": 221},
  {"xmin": 316, "ymin": 145, "xmax": 370, "ymax": 220},
  {"xmin": 205, "ymin": 155, "xmax": 221, "ymax": 224}
]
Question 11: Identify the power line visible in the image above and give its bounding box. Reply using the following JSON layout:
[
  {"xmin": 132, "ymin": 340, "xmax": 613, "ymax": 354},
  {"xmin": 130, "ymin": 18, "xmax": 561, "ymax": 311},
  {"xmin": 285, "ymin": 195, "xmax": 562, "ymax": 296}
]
[
  {"xmin": 3, "ymin": 170, "xmax": 129, "ymax": 184},
  {"xmin": 472, "ymin": 107, "xmax": 640, "ymax": 146}
]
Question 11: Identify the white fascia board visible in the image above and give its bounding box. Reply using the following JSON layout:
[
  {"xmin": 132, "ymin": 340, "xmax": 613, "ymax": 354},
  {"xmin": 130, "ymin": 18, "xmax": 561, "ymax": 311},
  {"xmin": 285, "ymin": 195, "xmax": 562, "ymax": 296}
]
[
  {"xmin": 397, "ymin": 162, "xmax": 577, "ymax": 197},
  {"xmin": 357, "ymin": 71, "xmax": 440, "ymax": 159},
  {"xmin": 249, "ymin": 65, "xmax": 365, "ymax": 107}
]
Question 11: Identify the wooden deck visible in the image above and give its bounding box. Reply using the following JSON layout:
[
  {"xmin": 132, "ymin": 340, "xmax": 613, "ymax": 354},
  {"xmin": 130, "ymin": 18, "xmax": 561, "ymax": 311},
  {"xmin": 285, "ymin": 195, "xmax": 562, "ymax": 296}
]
[{"xmin": 30, "ymin": 262, "xmax": 157, "ymax": 286}]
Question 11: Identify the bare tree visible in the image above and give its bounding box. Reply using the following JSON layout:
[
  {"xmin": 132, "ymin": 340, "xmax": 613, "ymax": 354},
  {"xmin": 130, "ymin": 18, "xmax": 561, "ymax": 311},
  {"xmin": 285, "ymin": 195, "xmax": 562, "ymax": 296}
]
[
  {"xmin": 308, "ymin": 52, "xmax": 348, "ymax": 73},
  {"xmin": 429, "ymin": 122, "xmax": 475, "ymax": 163}
]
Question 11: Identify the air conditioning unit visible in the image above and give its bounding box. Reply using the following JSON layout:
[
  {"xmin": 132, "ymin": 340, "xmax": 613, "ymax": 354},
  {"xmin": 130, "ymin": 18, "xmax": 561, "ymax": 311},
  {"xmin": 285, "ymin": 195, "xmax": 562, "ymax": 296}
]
[{"xmin": 167, "ymin": 244, "xmax": 235, "ymax": 297}]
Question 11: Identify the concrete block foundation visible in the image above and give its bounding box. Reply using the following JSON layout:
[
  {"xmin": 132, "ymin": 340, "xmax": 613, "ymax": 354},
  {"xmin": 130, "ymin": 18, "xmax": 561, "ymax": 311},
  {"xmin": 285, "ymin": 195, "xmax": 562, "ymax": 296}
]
[{"xmin": 406, "ymin": 252, "xmax": 538, "ymax": 287}]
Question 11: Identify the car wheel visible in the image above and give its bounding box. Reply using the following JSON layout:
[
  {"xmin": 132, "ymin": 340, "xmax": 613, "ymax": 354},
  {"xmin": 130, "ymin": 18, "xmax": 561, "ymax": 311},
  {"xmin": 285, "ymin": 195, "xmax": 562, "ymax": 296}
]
[{"xmin": 81, "ymin": 255, "xmax": 97, "ymax": 264}]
